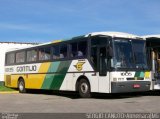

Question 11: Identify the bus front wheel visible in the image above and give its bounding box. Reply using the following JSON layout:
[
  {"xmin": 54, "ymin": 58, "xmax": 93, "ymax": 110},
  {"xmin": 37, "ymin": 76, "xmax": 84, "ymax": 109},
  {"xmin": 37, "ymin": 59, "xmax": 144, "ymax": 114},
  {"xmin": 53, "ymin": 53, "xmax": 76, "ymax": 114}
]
[
  {"xmin": 78, "ymin": 78, "xmax": 91, "ymax": 98},
  {"xmin": 18, "ymin": 79, "xmax": 26, "ymax": 93}
]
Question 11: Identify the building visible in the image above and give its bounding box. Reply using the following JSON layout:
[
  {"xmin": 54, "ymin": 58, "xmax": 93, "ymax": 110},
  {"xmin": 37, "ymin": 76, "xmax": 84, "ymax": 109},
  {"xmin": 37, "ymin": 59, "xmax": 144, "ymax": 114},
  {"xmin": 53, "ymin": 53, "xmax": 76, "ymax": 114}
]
[{"xmin": 0, "ymin": 42, "xmax": 38, "ymax": 85}]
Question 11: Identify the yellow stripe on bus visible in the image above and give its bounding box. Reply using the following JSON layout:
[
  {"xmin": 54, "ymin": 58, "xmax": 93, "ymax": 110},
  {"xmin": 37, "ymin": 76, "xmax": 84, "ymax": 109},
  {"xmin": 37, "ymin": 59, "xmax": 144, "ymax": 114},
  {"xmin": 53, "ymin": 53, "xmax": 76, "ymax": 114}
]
[{"xmin": 25, "ymin": 62, "xmax": 51, "ymax": 89}]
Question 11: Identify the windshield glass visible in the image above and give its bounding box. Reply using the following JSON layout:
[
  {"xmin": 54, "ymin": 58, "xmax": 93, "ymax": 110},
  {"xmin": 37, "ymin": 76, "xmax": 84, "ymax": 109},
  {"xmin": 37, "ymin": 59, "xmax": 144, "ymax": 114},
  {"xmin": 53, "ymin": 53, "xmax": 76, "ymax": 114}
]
[
  {"xmin": 113, "ymin": 39, "xmax": 135, "ymax": 68},
  {"xmin": 113, "ymin": 38, "xmax": 148, "ymax": 70},
  {"xmin": 132, "ymin": 40, "xmax": 148, "ymax": 69}
]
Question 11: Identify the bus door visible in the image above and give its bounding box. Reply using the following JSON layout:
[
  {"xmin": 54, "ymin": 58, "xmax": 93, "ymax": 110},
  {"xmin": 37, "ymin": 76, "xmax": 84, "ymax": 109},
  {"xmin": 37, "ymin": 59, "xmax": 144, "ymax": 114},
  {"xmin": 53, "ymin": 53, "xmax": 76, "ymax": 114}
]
[
  {"xmin": 151, "ymin": 48, "xmax": 160, "ymax": 80},
  {"xmin": 146, "ymin": 39, "xmax": 160, "ymax": 89},
  {"xmin": 97, "ymin": 46, "xmax": 111, "ymax": 93}
]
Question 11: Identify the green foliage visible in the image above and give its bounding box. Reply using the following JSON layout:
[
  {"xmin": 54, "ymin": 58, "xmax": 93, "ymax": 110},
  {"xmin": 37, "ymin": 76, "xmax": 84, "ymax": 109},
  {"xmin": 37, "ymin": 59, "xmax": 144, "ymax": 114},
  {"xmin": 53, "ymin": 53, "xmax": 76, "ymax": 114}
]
[{"xmin": 0, "ymin": 86, "xmax": 16, "ymax": 91}]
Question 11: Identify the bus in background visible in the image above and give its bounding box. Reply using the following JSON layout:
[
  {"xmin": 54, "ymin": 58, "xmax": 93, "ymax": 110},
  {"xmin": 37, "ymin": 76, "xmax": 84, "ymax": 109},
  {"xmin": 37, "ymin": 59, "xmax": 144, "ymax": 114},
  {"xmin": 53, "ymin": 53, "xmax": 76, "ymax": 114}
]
[
  {"xmin": 144, "ymin": 35, "xmax": 160, "ymax": 90},
  {"xmin": 5, "ymin": 32, "xmax": 151, "ymax": 98}
]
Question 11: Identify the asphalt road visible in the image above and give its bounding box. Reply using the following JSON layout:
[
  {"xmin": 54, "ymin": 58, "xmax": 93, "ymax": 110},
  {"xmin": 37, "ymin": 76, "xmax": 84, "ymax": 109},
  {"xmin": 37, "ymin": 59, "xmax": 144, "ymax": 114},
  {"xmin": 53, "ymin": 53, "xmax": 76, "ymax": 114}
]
[{"xmin": 0, "ymin": 91, "xmax": 160, "ymax": 113}]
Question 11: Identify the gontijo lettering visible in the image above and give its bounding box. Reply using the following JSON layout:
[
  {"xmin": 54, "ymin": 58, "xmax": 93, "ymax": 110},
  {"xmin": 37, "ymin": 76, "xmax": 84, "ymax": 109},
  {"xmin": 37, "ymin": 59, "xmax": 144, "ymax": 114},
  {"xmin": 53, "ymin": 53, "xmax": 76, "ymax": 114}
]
[{"xmin": 16, "ymin": 65, "xmax": 37, "ymax": 72}]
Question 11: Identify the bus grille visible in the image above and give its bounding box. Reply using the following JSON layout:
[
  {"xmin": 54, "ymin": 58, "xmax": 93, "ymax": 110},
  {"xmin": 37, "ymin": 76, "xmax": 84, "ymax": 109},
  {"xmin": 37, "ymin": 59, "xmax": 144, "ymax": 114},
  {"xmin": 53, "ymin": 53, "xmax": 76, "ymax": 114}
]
[
  {"xmin": 6, "ymin": 75, "xmax": 11, "ymax": 86},
  {"xmin": 127, "ymin": 78, "xmax": 144, "ymax": 80}
]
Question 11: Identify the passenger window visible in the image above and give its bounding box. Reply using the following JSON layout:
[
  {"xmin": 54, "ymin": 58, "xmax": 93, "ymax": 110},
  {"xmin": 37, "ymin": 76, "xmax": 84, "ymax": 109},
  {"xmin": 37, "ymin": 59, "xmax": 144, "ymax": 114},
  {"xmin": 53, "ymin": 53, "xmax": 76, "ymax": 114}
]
[
  {"xmin": 60, "ymin": 44, "xmax": 67, "ymax": 58},
  {"xmin": 78, "ymin": 41, "xmax": 87, "ymax": 57},
  {"xmin": 6, "ymin": 53, "xmax": 15, "ymax": 64},
  {"xmin": 16, "ymin": 51, "xmax": 25, "ymax": 63},
  {"xmin": 39, "ymin": 47, "xmax": 51, "ymax": 61},
  {"xmin": 27, "ymin": 50, "xmax": 37, "ymax": 62},
  {"xmin": 70, "ymin": 41, "xmax": 87, "ymax": 58},
  {"xmin": 70, "ymin": 43, "xmax": 77, "ymax": 57},
  {"xmin": 53, "ymin": 46, "xmax": 60, "ymax": 60}
]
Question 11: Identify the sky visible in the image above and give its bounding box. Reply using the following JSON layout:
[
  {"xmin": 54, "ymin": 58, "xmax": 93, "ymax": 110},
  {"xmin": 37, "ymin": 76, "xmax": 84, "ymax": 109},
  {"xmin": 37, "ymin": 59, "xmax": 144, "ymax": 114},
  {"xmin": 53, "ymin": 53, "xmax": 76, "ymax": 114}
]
[{"xmin": 0, "ymin": 0, "xmax": 160, "ymax": 43}]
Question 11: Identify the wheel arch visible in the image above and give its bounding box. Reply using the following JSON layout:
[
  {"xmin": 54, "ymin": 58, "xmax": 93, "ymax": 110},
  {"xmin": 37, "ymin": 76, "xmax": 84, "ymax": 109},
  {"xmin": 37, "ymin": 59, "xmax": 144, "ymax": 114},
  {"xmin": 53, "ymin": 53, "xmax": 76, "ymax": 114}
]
[
  {"xmin": 17, "ymin": 76, "xmax": 25, "ymax": 87},
  {"xmin": 75, "ymin": 75, "xmax": 91, "ymax": 91}
]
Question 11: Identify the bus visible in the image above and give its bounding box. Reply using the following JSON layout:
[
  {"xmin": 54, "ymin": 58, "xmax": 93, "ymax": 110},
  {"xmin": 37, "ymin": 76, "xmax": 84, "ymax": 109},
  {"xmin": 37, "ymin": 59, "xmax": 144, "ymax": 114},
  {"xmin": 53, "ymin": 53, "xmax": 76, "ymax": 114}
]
[
  {"xmin": 144, "ymin": 35, "xmax": 160, "ymax": 90},
  {"xmin": 5, "ymin": 32, "xmax": 151, "ymax": 98}
]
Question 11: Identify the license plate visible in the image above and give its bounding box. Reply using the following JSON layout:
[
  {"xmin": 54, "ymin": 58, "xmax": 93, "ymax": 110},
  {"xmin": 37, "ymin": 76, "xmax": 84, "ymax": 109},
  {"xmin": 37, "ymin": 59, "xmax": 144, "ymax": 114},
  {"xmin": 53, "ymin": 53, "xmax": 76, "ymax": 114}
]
[{"xmin": 133, "ymin": 84, "xmax": 140, "ymax": 88}]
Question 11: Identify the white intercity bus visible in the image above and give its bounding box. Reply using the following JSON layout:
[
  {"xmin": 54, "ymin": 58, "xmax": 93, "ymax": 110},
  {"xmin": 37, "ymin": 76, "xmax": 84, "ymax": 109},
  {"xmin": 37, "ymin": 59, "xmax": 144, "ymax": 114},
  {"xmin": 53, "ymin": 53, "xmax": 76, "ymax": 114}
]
[
  {"xmin": 5, "ymin": 32, "xmax": 151, "ymax": 98},
  {"xmin": 144, "ymin": 35, "xmax": 160, "ymax": 90}
]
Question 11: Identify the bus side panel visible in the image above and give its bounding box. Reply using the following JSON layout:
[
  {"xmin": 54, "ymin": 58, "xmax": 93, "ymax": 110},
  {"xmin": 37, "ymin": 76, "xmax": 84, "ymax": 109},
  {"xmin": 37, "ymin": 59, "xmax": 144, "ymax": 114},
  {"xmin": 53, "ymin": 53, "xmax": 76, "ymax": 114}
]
[
  {"xmin": 5, "ymin": 74, "xmax": 25, "ymax": 88},
  {"xmin": 12, "ymin": 75, "xmax": 25, "ymax": 88},
  {"xmin": 25, "ymin": 62, "xmax": 50, "ymax": 89},
  {"xmin": 60, "ymin": 72, "xmax": 99, "ymax": 92},
  {"xmin": 86, "ymin": 73, "xmax": 99, "ymax": 92},
  {"xmin": 41, "ymin": 61, "xmax": 72, "ymax": 90},
  {"xmin": 25, "ymin": 74, "xmax": 46, "ymax": 89},
  {"xmin": 5, "ymin": 75, "xmax": 13, "ymax": 88},
  {"xmin": 60, "ymin": 59, "xmax": 98, "ymax": 92}
]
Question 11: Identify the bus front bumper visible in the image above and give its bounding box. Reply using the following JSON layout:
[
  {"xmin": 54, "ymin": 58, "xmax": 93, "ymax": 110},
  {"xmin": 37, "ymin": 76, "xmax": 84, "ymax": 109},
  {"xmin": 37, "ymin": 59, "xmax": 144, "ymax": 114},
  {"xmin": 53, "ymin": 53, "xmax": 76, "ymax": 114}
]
[{"xmin": 111, "ymin": 81, "xmax": 150, "ymax": 93}]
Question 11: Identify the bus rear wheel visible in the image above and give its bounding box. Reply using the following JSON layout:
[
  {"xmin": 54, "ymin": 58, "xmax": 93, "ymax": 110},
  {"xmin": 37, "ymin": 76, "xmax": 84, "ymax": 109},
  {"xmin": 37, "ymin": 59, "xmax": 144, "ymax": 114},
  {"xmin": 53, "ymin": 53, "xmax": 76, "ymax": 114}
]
[
  {"xmin": 78, "ymin": 78, "xmax": 91, "ymax": 98},
  {"xmin": 18, "ymin": 79, "xmax": 26, "ymax": 93}
]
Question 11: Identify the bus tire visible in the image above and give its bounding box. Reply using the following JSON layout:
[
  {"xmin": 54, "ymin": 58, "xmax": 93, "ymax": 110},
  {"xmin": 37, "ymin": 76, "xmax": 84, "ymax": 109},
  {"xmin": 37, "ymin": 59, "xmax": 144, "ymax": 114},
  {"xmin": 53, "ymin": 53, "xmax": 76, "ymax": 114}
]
[
  {"xmin": 18, "ymin": 79, "xmax": 26, "ymax": 93},
  {"xmin": 78, "ymin": 78, "xmax": 91, "ymax": 98}
]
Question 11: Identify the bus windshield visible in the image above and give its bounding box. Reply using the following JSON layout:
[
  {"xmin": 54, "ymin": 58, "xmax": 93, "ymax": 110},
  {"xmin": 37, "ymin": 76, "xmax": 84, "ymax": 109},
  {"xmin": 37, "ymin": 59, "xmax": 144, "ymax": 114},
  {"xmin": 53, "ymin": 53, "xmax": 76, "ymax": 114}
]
[
  {"xmin": 113, "ymin": 39, "xmax": 135, "ymax": 69},
  {"xmin": 132, "ymin": 40, "xmax": 148, "ymax": 69},
  {"xmin": 113, "ymin": 39, "xmax": 148, "ymax": 70}
]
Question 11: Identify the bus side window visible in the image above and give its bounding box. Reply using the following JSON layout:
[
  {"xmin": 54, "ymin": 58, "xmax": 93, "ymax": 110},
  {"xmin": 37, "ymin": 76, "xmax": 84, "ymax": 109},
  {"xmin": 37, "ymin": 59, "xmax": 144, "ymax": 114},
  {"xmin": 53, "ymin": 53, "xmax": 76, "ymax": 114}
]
[
  {"xmin": 16, "ymin": 51, "xmax": 25, "ymax": 63},
  {"xmin": 78, "ymin": 41, "xmax": 87, "ymax": 57},
  {"xmin": 39, "ymin": 47, "xmax": 51, "ymax": 61},
  {"xmin": 60, "ymin": 44, "xmax": 67, "ymax": 59},
  {"xmin": 27, "ymin": 50, "xmax": 37, "ymax": 62},
  {"xmin": 70, "ymin": 42, "xmax": 77, "ymax": 58},
  {"xmin": 70, "ymin": 41, "xmax": 87, "ymax": 58},
  {"xmin": 6, "ymin": 53, "xmax": 15, "ymax": 65},
  {"xmin": 53, "ymin": 45, "xmax": 60, "ymax": 60}
]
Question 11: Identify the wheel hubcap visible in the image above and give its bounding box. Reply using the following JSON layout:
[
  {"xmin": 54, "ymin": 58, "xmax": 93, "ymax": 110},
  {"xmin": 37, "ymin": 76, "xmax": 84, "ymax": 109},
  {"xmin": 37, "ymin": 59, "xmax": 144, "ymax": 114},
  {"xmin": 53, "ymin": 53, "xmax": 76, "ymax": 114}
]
[
  {"xmin": 19, "ymin": 82, "xmax": 24, "ymax": 91},
  {"xmin": 81, "ymin": 83, "xmax": 88, "ymax": 93}
]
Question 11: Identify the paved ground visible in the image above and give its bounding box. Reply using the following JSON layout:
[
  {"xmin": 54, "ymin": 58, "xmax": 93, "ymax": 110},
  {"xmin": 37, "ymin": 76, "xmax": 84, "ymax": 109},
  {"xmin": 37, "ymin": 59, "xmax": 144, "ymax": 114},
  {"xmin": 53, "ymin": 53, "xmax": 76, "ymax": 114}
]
[{"xmin": 0, "ymin": 91, "xmax": 160, "ymax": 113}]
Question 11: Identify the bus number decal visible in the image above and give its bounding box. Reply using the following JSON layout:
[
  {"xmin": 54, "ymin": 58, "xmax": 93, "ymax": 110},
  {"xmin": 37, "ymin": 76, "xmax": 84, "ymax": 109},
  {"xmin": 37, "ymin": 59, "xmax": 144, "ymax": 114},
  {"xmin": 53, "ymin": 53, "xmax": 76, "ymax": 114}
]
[
  {"xmin": 5, "ymin": 67, "xmax": 14, "ymax": 72},
  {"xmin": 121, "ymin": 72, "xmax": 132, "ymax": 76}
]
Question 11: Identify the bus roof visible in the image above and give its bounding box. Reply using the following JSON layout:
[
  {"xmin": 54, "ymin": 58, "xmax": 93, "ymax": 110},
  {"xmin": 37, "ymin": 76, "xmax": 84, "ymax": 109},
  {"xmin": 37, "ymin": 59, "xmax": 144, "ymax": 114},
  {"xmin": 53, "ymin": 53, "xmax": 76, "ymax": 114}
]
[
  {"xmin": 85, "ymin": 31, "xmax": 141, "ymax": 39},
  {"xmin": 143, "ymin": 35, "xmax": 160, "ymax": 39},
  {"xmin": 6, "ymin": 31, "xmax": 142, "ymax": 52},
  {"xmin": 6, "ymin": 42, "xmax": 48, "ymax": 52},
  {"xmin": 6, "ymin": 40, "xmax": 67, "ymax": 52},
  {"xmin": 0, "ymin": 42, "xmax": 38, "ymax": 44}
]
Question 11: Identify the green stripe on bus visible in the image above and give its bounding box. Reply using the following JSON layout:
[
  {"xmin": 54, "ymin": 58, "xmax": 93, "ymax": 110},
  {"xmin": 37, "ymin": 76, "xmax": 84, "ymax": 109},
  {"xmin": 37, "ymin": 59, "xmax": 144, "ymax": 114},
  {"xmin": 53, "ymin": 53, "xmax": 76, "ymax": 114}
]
[
  {"xmin": 48, "ymin": 62, "xmax": 60, "ymax": 72},
  {"xmin": 139, "ymin": 72, "xmax": 144, "ymax": 78},
  {"xmin": 50, "ymin": 61, "xmax": 71, "ymax": 90},
  {"xmin": 134, "ymin": 71, "xmax": 144, "ymax": 78},
  {"xmin": 41, "ymin": 61, "xmax": 71, "ymax": 90},
  {"xmin": 41, "ymin": 62, "xmax": 60, "ymax": 89}
]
